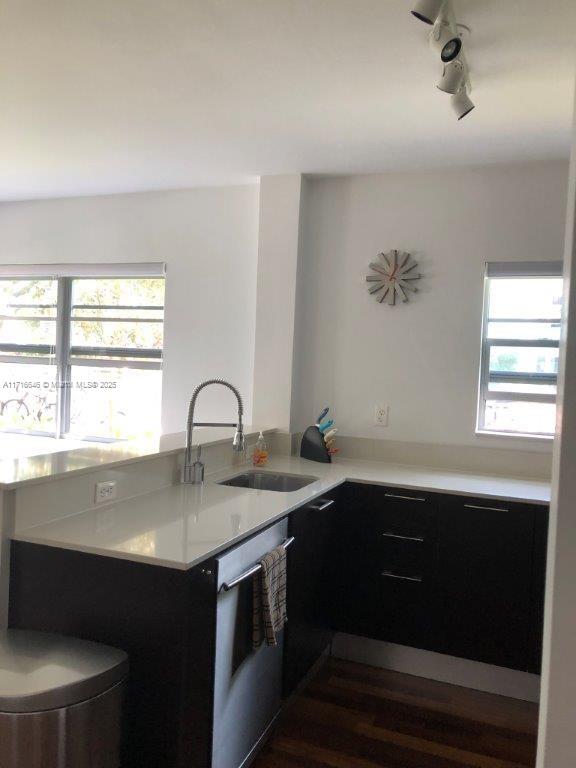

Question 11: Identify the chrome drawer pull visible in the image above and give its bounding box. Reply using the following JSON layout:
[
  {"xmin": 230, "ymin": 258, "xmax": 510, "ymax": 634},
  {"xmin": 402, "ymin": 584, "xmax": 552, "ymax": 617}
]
[
  {"xmin": 385, "ymin": 493, "xmax": 427, "ymax": 503},
  {"xmin": 219, "ymin": 536, "xmax": 295, "ymax": 592},
  {"xmin": 464, "ymin": 503, "xmax": 509, "ymax": 513},
  {"xmin": 381, "ymin": 571, "xmax": 423, "ymax": 583},
  {"xmin": 381, "ymin": 532, "xmax": 424, "ymax": 543},
  {"xmin": 308, "ymin": 498, "xmax": 335, "ymax": 511}
]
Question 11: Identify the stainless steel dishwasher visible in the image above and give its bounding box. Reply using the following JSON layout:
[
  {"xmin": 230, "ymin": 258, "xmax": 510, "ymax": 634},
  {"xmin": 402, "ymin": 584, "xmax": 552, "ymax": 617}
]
[{"xmin": 212, "ymin": 518, "xmax": 290, "ymax": 768}]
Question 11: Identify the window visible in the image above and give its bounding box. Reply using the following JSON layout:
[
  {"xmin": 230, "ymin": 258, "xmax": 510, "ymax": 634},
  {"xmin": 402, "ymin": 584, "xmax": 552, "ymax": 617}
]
[
  {"xmin": 477, "ymin": 261, "xmax": 563, "ymax": 438},
  {"xmin": 0, "ymin": 264, "xmax": 165, "ymax": 442}
]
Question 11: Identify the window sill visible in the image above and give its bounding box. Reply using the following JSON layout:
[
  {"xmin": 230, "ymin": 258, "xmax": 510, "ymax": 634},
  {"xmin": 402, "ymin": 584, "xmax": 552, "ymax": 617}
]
[{"xmin": 475, "ymin": 429, "xmax": 554, "ymax": 443}]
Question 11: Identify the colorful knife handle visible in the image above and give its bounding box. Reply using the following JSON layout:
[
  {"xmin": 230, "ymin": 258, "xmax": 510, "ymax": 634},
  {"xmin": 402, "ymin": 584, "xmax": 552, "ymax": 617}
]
[
  {"xmin": 316, "ymin": 407, "xmax": 329, "ymax": 425},
  {"xmin": 319, "ymin": 419, "xmax": 334, "ymax": 433}
]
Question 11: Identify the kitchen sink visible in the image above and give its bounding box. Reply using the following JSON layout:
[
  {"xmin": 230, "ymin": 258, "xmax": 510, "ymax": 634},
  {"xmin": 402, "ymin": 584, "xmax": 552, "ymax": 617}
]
[{"xmin": 218, "ymin": 470, "xmax": 318, "ymax": 492}]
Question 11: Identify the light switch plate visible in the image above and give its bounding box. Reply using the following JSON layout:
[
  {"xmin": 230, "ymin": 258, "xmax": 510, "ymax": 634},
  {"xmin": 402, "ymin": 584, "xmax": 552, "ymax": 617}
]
[{"xmin": 95, "ymin": 480, "xmax": 117, "ymax": 504}]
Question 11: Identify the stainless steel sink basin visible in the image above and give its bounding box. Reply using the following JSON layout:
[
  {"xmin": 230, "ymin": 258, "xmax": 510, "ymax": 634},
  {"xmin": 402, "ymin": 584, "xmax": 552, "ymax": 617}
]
[{"xmin": 218, "ymin": 470, "xmax": 318, "ymax": 492}]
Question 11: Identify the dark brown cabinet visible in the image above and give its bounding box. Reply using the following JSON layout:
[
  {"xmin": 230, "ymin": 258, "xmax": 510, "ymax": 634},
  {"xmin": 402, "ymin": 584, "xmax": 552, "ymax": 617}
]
[
  {"xmin": 333, "ymin": 482, "xmax": 440, "ymax": 652},
  {"xmin": 334, "ymin": 482, "xmax": 549, "ymax": 673},
  {"xmin": 435, "ymin": 496, "xmax": 535, "ymax": 670},
  {"xmin": 283, "ymin": 489, "xmax": 339, "ymax": 696}
]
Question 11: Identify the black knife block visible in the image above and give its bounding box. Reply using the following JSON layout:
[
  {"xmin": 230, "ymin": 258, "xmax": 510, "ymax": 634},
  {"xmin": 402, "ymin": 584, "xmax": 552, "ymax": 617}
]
[{"xmin": 300, "ymin": 425, "xmax": 331, "ymax": 463}]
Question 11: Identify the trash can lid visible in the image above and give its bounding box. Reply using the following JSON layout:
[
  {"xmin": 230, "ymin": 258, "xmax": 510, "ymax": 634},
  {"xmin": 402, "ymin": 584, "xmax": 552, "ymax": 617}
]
[{"xmin": 0, "ymin": 630, "xmax": 129, "ymax": 713}]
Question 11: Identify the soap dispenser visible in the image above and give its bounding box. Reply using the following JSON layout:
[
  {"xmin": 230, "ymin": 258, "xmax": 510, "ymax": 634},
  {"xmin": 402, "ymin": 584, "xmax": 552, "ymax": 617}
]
[{"xmin": 252, "ymin": 431, "xmax": 268, "ymax": 467}]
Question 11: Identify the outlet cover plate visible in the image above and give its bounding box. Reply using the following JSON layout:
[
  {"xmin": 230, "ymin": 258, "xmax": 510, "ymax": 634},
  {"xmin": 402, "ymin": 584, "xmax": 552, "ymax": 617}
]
[
  {"xmin": 95, "ymin": 480, "xmax": 117, "ymax": 505},
  {"xmin": 375, "ymin": 405, "xmax": 389, "ymax": 427}
]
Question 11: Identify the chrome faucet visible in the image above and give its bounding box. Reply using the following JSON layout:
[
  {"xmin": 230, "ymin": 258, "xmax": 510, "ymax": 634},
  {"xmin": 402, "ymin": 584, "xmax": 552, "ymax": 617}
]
[{"xmin": 183, "ymin": 378, "xmax": 245, "ymax": 484}]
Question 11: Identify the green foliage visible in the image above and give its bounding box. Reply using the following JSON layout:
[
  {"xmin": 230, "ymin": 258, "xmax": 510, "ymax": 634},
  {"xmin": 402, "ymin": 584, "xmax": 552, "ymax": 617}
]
[
  {"xmin": 493, "ymin": 353, "xmax": 518, "ymax": 372},
  {"xmin": 72, "ymin": 278, "xmax": 164, "ymax": 352}
]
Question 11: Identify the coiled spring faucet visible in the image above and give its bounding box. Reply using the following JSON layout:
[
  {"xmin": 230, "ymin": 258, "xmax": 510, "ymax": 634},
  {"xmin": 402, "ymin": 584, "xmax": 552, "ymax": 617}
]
[{"xmin": 182, "ymin": 379, "xmax": 245, "ymax": 484}]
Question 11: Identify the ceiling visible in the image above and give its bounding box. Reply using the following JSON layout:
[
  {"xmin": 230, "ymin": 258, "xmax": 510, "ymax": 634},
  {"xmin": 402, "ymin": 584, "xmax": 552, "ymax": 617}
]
[{"xmin": 0, "ymin": 0, "xmax": 574, "ymax": 200}]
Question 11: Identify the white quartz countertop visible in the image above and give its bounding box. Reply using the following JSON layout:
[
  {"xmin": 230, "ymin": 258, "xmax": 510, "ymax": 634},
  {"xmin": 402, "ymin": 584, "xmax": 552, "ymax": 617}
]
[
  {"xmin": 11, "ymin": 456, "xmax": 551, "ymax": 570},
  {"xmin": 0, "ymin": 427, "xmax": 275, "ymax": 489}
]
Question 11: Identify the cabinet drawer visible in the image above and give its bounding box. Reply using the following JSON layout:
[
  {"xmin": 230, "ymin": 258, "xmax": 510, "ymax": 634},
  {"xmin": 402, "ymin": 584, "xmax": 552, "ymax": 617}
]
[
  {"xmin": 378, "ymin": 489, "xmax": 434, "ymax": 544},
  {"xmin": 375, "ymin": 563, "xmax": 438, "ymax": 651},
  {"xmin": 379, "ymin": 507, "xmax": 432, "ymax": 538},
  {"xmin": 379, "ymin": 535, "xmax": 427, "ymax": 579},
  {"xmin": 348, "ymin": 484, "xmax": 435, "ymax": 538}
]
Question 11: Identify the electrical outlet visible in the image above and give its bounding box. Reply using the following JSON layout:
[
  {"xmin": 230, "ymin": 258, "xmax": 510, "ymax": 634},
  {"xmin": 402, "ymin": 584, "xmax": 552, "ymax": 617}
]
[
  {"xmin": 95, "ymin": 480, "xmax": 117, "ymax": 505},
  {"xmin": 374, "ymin": 405, "xmax": 389, "ymax": 427}
]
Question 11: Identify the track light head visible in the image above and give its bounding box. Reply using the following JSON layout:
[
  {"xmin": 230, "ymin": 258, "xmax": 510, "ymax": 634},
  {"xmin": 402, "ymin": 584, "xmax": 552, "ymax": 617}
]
[
  {"xmin": 429, "ymin": 19, "xmax": 462, "ymax": 63},
  {"xmin": 441, "ymin": 36, "xmax": 462, "ymax": 63},
  {"xmin": 437, "ymin": 58, "xmax": 466, "ymax": 94},
  {"xmin": 411, "ymin": 0, "xmax": 445, "ymax": 25},
  {"xmin": 451, "ymin": 87, "xmax": 475, "ymax": 120}
]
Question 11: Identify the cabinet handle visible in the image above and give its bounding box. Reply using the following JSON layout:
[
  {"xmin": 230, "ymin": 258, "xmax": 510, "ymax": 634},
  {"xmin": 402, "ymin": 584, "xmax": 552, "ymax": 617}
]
[
  {"xmin": 381, "ymin": 570, "xmax": 423, "ymax": 583},
  {"xmin": 463, "ymin": 503, "xmax": 509, "ymax": 513},
  {"xmin": 308, "ymin": 498, "xmax": 334, "ymax": 511},
  {"xmin": 381, "ymin": 531, "xmax": 424, "ymax": 543},
  {"xmin": 385, "ymin": 493, "xmax": 427, "ymax": 503}
]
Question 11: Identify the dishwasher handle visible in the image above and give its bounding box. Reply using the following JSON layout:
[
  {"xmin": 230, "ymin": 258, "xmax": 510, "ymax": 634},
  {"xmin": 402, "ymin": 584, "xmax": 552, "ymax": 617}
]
[{"xmin": 219, "ymin": 536, "xmax": 295, "ymax": 593}]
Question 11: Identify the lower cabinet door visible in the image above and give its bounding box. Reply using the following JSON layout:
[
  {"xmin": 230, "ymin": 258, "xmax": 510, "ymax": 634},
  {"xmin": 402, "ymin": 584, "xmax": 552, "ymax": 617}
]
[
  {"xmin": 283, "ymin": 492, "xmax": 338, "ymax": 696},
  {"xmin": 435, "ymin": 496, "xmax": 535, "ymax": 671},
  {"xmin": 331, "ymin": 485, "xmax": 380, "ymax": 639}
]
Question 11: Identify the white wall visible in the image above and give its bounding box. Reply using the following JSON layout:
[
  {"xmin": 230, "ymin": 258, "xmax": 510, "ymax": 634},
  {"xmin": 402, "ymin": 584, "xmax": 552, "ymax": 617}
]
[
  {"xmin": 0, "ymin": 186, "xmax": 260, "ymax": 434},
  {"xmin": 293, "ymin": 161, "xmax": 568, "ymax": 453},
  {"xmin": 537, "ymin": 101, "xmax": 576, "ymax": 768},
  {"xmin": 252, "ymin": 175, "xmax": 304, "ymax": 430}
]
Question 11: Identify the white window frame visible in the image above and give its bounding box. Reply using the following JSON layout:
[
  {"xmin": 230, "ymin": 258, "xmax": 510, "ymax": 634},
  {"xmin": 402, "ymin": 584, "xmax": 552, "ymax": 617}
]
[
  {"xmin": 476, "ymin": 261, "xmax": 563, "ymax": 439},
  {"xmin": 0, "ymin": 263, "xmax": 165, "ymax": 441}
]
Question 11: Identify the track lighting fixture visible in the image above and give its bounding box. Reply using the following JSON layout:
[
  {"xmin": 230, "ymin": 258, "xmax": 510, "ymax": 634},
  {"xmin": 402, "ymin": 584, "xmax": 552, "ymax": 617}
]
[
  {"xmin": 411, "ymin": 0, "xmax": 475, "ymax": 119},
  {"xmin": 437, "ymin": 58, "xmax": 466, "ymax": 94},
  {"xmin": 451, "ymin": 87, "xmax": 475, "ymax": 120},
  {"xmin": 429, "ymin": 19, "xmax": 462, "ymax": 62},
  {"xmin": 411, "ymin": 0, "xmax": 445, "ymax": 25}
]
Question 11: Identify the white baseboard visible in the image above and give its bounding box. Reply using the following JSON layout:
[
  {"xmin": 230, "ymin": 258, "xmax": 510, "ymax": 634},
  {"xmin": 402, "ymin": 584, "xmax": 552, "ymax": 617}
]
[{"xmin": 331, "ymin": 633, "xmax": 541, "ymax": 703}]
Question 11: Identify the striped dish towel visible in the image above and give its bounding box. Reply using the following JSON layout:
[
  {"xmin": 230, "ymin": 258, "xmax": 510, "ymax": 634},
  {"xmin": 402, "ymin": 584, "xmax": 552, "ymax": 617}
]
[{"xmin": 253, "ymin": 545, "xmax": 287, "ymax": 649}]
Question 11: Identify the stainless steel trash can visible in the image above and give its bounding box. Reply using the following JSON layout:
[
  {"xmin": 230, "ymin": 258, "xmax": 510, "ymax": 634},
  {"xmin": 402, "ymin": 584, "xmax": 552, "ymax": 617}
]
[{"xmin": 0, "ymin": 629, "xmax": 129, "ymax": 768}]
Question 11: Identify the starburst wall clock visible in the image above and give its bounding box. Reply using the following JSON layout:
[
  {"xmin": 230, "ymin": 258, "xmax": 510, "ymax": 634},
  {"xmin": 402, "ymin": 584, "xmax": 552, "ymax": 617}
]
[{"xmin": 366, "ymin": 249, "xmax": 421, "ymax": 306}]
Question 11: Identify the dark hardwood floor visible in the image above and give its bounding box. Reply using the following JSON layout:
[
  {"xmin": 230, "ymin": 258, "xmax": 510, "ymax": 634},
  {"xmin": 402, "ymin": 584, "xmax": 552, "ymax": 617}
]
[{"xmin": 253, "ymin": 659, "xmax": 539, "ymax": 768}]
